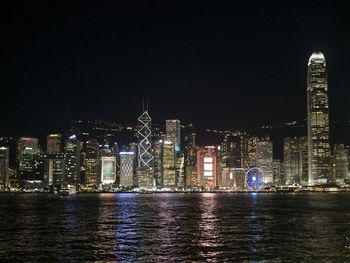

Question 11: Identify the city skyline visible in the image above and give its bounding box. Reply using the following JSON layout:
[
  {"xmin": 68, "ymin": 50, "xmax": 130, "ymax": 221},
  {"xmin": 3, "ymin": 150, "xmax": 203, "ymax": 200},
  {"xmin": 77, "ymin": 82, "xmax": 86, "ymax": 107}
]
[{"xmin": 3, "ymin": 3, "xmax": 350, "ymax": 262}]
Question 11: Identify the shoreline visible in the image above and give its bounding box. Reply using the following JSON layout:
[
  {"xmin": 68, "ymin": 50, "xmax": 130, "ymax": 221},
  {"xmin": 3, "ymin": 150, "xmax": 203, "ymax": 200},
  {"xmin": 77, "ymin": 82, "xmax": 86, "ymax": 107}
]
[{"xmin": 0, "ymin": 190, "xmax": 349, "ymax": 194}]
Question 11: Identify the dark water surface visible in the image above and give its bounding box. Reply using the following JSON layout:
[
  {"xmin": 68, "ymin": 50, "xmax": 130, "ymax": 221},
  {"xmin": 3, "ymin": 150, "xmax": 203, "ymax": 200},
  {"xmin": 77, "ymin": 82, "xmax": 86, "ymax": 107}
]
[{"xmin": 1, "ymin": 193, "xmax": 350, "ymax": 262}]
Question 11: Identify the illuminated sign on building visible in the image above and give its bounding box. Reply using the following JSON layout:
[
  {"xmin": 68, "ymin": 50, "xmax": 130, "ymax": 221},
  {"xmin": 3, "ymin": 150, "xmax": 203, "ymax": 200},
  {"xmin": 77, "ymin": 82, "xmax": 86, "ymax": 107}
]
[
  {"xmin": 197, "ymin": 146, "xmax": 217, "ymax": 189},
  {"xmin": 101, "ymin": 156, "xmax": 116, "ymax": 184}
]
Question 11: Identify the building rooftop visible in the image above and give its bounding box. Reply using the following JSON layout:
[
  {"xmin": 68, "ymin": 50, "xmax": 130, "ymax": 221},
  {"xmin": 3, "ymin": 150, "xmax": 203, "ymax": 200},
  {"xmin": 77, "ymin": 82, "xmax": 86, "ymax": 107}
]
[{"xmin": 308, "ymin": 51, "xmax": 326, "ymax": 66}]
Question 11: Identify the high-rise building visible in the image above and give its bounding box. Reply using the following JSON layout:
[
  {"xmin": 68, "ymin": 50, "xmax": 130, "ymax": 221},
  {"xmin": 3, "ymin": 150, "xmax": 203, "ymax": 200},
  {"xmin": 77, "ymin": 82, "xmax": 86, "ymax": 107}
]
[
  {"xmin": 101, "ymin": 156, "xmax": 116, "ymax": 184},
  {"xmin": 166, "ymin": 119, "xmax": 181, "ymax": 151},
  {"xmin": 120, "ymin": 152, "xmax": 135, "ymax": 188},
  {"xmin": 176, "ymin": 153, "xmax": 185, "ymax": 188},
  {"xmin": 162, "ymin": 140, "xmax": 176, "ymax": 188},
  {"xmin": 216, "ymin": 146, "xmax": 223, "ymax": 187},
  {"xmin": 283, "ymin": 137, "xmax": 308, "ymax": 185},
  {"xmin": 17, "ymin": 137, "xmax": 39, "ymax": 160},
  {"xmin": 47, "ymin": 155, "xmax": 66, "ymax": 187},
  {"xmin": 0, "ymin": 147, "xmax": 9, "ymax": 188},
  {"xmin": 197, "ymin": 146, "xmax": 217, "ymax": 189},
  {"xmin": 137, "ymin": 108, "xmax": 153, "ymax": 168},
  {"xmin": 153, "ymin": 139, "xmax": 164, "ymax": 188},
  {"xmin": 221, "ymin": 135, "xmax": 229, "ymax": 156},
  {"xmin": 221, "ymin": 167, "xmax": 233, "ymax": 188},
  {"xmin": 185, "ymin": 132, "xmax": 198, "ymax": 188},
  {"xmin": 256, "ymin": 140, "xmax": 273, "ymax": 183},
  {"xmin": 46, "ymin": 134, "xmax": 61, "ymax": 154},
  {"xmin": 136, "ymin": 105, "xmax": 154, "ymax": 189},
  {"xmin": 284, "ymin": 137, "xmax": 300, "ymax": 185},
  {"xmin": 299, "ymin": 136, "xmax": 309, "ymax": 185},
  {"xmin": 272, "ymin": 159, "xmax": 283, "ymax": 185},
  {"xmin": 64, "ymin": 135, "xmax": 82, "ymax": 184},
  {"xmin": 0, "ymin": 137, "xmax": 17, "ymax": 186},
  {"xmin": 186, "ymin": 132, "xmax": 197, "ymax": 165},
  {"xmin": 19, "ymin": 140, "xmax": 41, "ymax": 183},
  {"xmin": 185, "ymin": 165, "xmax": 199, "ymax": 187},
  {"xmin": 240, "ymin": 134, "xmax": 257, "ymax": 170},
  {"xmin": 85, "ymin": 140, "xmax": 99, "ymax": 187},
  {"xmin": 307, "ymin": 51, "xmax": 331, "ymax": 185},
  {"xmin": 332, "ymin": 144, "xmax": 349, "ymax": 184}
]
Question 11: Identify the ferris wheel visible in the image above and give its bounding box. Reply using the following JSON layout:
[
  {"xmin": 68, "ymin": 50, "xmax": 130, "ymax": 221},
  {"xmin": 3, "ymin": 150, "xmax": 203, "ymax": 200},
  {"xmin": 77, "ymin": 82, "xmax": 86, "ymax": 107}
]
[{"xmin": 245, "ymin": 167, "xmax": 265, "ymax": 191}]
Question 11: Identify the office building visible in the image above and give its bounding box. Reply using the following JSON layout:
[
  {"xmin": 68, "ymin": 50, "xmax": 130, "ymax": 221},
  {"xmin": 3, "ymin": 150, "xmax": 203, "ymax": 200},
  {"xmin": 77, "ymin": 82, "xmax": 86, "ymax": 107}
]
[
  {"xmin": 64, "ymin": 135, "xmax": 82, "ymax": 184},
  {"xmin": 197, "ymin": 146, "xmax": 216, "ymax": 189},
  {"xmin": 307, "ymin": 51, "xmax": 331, "ymax": 185},
  {"xmin": 176, "ymin": 153, "xmax": 185, "ymax": 188},
  {"xmin": 166, "ymin": 119, "xmax": 181, "ymax": 151},
  {"xmin": 185, "ymin": 165, "xmax": 198, "ymax": 187},
  {"xmin": 47, "ymin": 155, "xmax": 66, "ymax": 187},
  {"xmin": 284, "ymin": 137, "xmax": 308, "ymax": 185},
  {"xmin": 153, "ymin": 139, "xmax": 163, "ymax": 188},
  {"xmin": 17, "ymin": 137, "xmax": 39, "ymax": 160},
  {"xmin": 162, "ymin": 140, "xmax": 176, "ymax": 188},
  {"xmin": 47, "ymin": 134, "xmax": 61, "ymax": 154},
  {"xmin": 101, "ymin": 156, "xmax": 116, "ymax": 184},
  {"xmin": 240, "ymin": 134, "xmax": 257, "ymax": 170},
  {"xmin": 332, "ymin": 144, "xmax": 349, "ymax": 184},
  {"xmin": 120, "ymin": 152, "xmax": 135, "ymax": 187},
  {"xmin": 19, "ymin": 147, "xmax": 41, "ymax": 183},
  {"xmin": 0, "ymin": 147, "xmax": 9, "ymax": 188},
  {"xmin": 136, "ymin": 105, "xmax": 154, "ymax": 189},
  {"xmin": 256, "ymin": 140, "xmax": 273, "ymax": 183},
  {"xmin": 272, "ymin": 159, "xmax": 283, "ymax": 185},
  {"xmin": 85, "ymin": 140, "xmax": 99, "ymax": 187}
]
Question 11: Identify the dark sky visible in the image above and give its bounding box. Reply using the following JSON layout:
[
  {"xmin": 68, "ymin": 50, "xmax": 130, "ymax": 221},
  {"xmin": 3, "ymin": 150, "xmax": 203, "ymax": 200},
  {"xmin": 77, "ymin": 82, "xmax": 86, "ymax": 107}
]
[{"xmin": 2, "ymin": 1, "xmax": 350, "ymax": 136}]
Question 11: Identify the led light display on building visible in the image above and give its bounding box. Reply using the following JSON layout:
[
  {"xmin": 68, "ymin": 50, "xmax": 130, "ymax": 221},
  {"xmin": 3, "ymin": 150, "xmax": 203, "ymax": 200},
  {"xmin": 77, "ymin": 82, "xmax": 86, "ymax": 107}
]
[
  {"xmin": 120, "ymin": 152, "xmax": 135, "ymax": 187},
  {"xmin": 101, "ymin": 157, "xmax": 116, "ymax": 184},
  {"xmin": 197, "ymin": 146, "xmax": 217, "ymax": 189}
]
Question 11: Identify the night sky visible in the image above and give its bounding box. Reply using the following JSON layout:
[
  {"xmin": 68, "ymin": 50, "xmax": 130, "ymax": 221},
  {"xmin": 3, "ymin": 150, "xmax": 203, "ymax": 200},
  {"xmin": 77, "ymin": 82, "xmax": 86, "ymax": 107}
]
[{"xmin": 2, "ymin": 1, "xmax": 350, "ymax": 136}]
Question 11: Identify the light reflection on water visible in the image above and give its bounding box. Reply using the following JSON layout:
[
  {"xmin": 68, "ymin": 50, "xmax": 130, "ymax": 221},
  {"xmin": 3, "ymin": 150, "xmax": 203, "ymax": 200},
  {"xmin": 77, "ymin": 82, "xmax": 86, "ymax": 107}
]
[{"xmin": 1, "ymin": 193, "xmax": 350, "ymax": 262}]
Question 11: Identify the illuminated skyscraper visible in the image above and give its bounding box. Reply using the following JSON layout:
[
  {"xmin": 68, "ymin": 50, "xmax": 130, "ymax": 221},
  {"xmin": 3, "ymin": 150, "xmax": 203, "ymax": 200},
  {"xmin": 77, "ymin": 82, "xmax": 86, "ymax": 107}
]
[
  {"xmin": 0, "ymin": 147, "xmax": 9, "ymax": 188},
  {"xmin": 256, "ymin": 140, "xmax": 273, "ymax": 183},
  {"xmin": 272, "ymin": 159, "xmax": 283, "ymax": 185},
  {"xmin": 162, "ymin": 140, "xmax": 176, "ymax": 188},
  {"xmin": 299, "ymin": 136, "xmax": 309, "ymax": 185},
  {"xmin": 17, "ymin": 137, "xmax": 39, "ymax": 160},
  {"xmin": 137, "ymin": 107, "xmax": 153, "ymax": 168},
  {"xmin": 197, "ymin": 146, "xmax": 216, "ymax": 189},
  {"xmin": 64, "ymin": 135, "xmax": 82, "ymax": 184},
  {"xmin": 166, "ymin": 119, "xmax": 181, "ymax": 151},
  {"xmin": 47, "ymin": 155, "xmax": 65, "ymax": 187},
  {"xmin": 120, "ymin": 152, "xmax": 135, "ymax": 187},
  {"xmin": 46, "ymin": 134, "xmax": 61, "ymax": 154},
  {"xmin": 100, "ymin": 156, "xmax": 116, "ymax": 184},
  {"xmin": 136, "ymin": 104, "xmax": 154, "ymax": 189},
  {"xmin": 18, "ymin": 138, "xmax": 40, "ymax": 183},
  {"xmin": 240, "ymin": 134, "xmax": 257, "ymax": 170},
  {"xmin": 307, "ymin": 51, "xmax": 331, "ymax": 185},
  {"xmin": 85, "ymin": 140, "xmax": 99, "ymax": 187},
  {"xmin": 284, "ymin": 137, "xmax": 301, "ymax": 185},
  {"xmin": 153, "ymin": 139, "xmax": 163, "ymax": 188},
  {"xmin": 185, "ymin": 132, "xmax": 199, "ymax": 187},
  {"xmin": 176, "ymin": 153, "xmax": 185, "ymax": 188},
  {"xmin": 284, "ymin": 137, "xmax": 308, "ymax": 185},
  {"xmin": 332, "ymin": 144, "xmax": 349, "ymax": 184}
]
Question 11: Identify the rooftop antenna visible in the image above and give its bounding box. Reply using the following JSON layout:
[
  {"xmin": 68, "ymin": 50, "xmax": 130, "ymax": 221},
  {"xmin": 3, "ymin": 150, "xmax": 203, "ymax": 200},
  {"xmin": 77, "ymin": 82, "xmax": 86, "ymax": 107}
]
[
  {"xmin": 142, "ymin": 98, "xmax": 145, "ymax": 112},
  {"xmin": 146, "ymin": 98, "xmax": 149, "ymax": 112}
]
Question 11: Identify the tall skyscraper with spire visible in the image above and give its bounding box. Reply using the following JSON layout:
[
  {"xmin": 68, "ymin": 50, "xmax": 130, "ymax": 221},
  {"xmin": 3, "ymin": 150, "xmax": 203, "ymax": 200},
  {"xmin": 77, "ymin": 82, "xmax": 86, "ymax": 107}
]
[
  {"xmin": 137, "ymin": 100, "xmax": 154, "ymax": 168},
  {"xmin": 307, "ymin": 51, "xmax": 331, "ymax": 185},
  {"xmin": 136, "ymin": 100, "xmax": 154, "ymax": 189}
]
